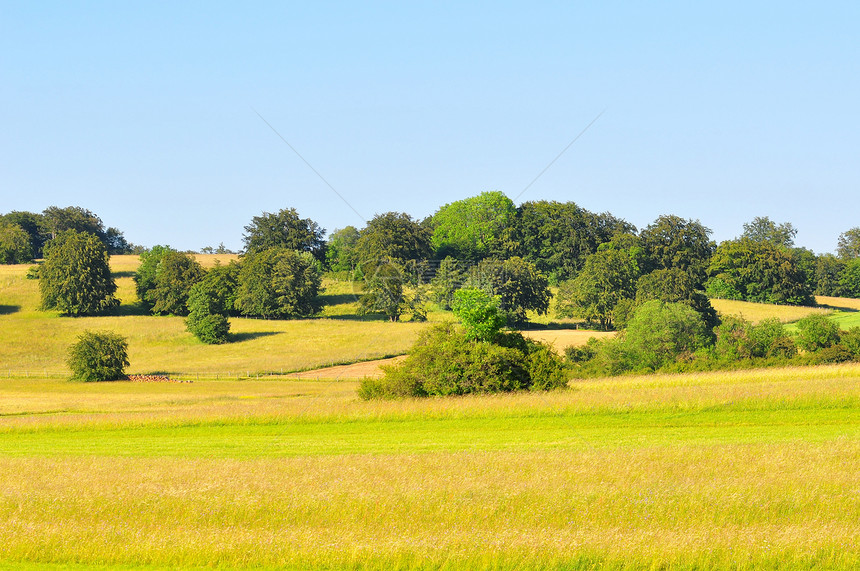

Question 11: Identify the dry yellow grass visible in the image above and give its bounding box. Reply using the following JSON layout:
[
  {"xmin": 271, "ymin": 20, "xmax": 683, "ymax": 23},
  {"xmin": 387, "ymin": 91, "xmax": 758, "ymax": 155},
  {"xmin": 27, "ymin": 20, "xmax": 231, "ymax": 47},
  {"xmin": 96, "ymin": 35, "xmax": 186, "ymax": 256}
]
[
  {"xmin": 710, "ymin": 298, "xmax": 829, "ymax": 323},
  {"xmin": 523, "ymin": 329, "xmax": 615, "ymax": 352}
]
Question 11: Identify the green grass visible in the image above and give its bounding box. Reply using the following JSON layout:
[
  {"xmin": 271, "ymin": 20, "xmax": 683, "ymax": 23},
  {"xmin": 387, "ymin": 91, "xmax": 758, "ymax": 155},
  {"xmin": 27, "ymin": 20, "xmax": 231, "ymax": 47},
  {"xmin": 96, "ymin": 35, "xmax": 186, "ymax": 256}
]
[{"xmin": 0, "ymin": 365, "xmax": 859, "ymax": 569}]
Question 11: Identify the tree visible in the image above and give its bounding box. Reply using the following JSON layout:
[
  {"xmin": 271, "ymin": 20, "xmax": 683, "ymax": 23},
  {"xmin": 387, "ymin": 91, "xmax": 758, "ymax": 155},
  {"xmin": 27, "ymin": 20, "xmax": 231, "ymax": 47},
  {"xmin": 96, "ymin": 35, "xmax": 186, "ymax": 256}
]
[
  {"xmin": 839, "ymin": 258, "xmax": 860, "ymax": 298},
  {"xmin": 325, "ymin": 226, "xmax": 361, "ymax": 272},
  {"xmin": 837, "ymin": 228, "xmax": 860, "ymax": 260},
  {"xmin": 134, "ymin": 245, "xmax": 174, "ymax": 309},
  {"xmin": 430, "ymin": 256, "xmax": 468, "ymax": 310},
  {"xmin": 556, "ymin": 242, "xmax": 641, "ymax": 329},
  {"xmin": 467, "ymin": 257, "xmax": 550, "ymax": 325},
  {"xmin": 452, "ymin": 288, "xmax": 507, "ymax": 342},
  {"xmin": 741, "ymin": 216, "xmax": 797, "ymax": 247},
  {"xmin": 105, "ymin": 227, "xmax": 133, "ymax": 255},
  {"xmin": 67, "ymin": 330, "xmax": 129, "ymax": 382},
  {"xmin": 42, "ymin": 206, "xmax": 105, "ymax": 241},
  {"xmin": 39, "ymin": 230, "xmax": 118, "ymax": 316},
  {"xmin": 0, "ymin": 222, "xmax": 33, "ymax": 263},
  {"xmin": 242, "ymin": 208, "xmax": 326, "ymax": 259},
  {"xmin": 623, "ymin": 300, "xmax": 711, "ymax": 371},
  {"xmin": 796, "ymin": 314, "xmax": 840, "ymax": 352},
  {"xmin": 354, "ymin": 212, "xmax": 432, "ymax": 266},
  {"xmin": 145, "ymin": 251, "xmax": 206, "ymax": 315},
  {"xmin": 640, "ymin": 215, "xmax": 715, "ymax": 287},
  {"xmin": 358, "ymin": 259, "xmax": 409, "ymax": 321},
  {"xmin": 0, "ymin": 211, "xmax": 47, "ymax": 258},
  {"xmin": 815, "ymin": 254, "xmax": 846, "ymax": 297},
  {"xmin": 430, "ymin": 191, "xmax": 516, "ymax": 260},
  {"xmin": 713, "ymin": 316, "xmax": 796, "ymax": 361},
  {"xmin": 235, "ymin": 248, "xmax": 322, "ymax": 318},
  {"xmin": 186, "ymin": 261, "xmax": 240, "ymax": 344},
  {"xmin": 707, "ymin": 238, "xmax": 815, "ymax": 306},
  {"xmin": 634, "ymin": 268, "xmax": 718, "ymax": 330},
  {"xmin": 510, "ymin": 200, "xmax": 636, "ymax": 281}
]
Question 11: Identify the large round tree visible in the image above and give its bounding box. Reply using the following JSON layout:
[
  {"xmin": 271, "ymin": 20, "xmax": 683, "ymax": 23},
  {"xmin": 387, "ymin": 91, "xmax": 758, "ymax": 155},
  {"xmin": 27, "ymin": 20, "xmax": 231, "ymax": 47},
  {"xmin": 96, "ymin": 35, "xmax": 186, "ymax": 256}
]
[{"xmin": 40, "ymin": 230, "xmax": 118, "ymax": 316}]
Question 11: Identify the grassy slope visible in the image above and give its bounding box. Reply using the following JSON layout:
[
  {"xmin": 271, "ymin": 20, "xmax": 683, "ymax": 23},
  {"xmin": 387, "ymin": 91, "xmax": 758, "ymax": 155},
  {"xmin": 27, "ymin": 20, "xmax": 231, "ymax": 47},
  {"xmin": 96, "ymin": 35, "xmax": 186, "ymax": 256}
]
[{"xmin": 0, "ymin": 366, "xmax": 858, "ymax": 569}]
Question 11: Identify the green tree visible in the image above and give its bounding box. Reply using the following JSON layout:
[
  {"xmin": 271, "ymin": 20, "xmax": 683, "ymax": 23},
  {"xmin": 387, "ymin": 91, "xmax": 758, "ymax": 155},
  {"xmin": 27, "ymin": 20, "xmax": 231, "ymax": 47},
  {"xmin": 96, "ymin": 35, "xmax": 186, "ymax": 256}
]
[
  {"xmin": 39, "ymin": 230, "xmax": 118, "ymax": 316},
  {"xmin": 185, "ymin": 261, "xmax": 240, "ymax": 344},
  {"xmin": 325, "ymin": 226, "xmax": 360, "ymax": 272},
  {"xmin": 355, "ymin": 212, "xmax": 432, "ymax": 266},
  {"xmin": 467, "ymin": 257, "xmax": 550, "ymax": 325},
  {"xmin": 796, "ymin": 314, "xmax": 840, "ymax": 352},
  {"xmin": 430, "ymin": 256, "xmax": 467, "ymax": 310},
  {"xmin": 0, "ymin": 222, "xmax": 33, "ymax": 264},
  {"xmin": 634, "ymin": 268, "xmax": 719, "ymax": 330},
  {"xmin": 815, "ymin": 254, "xmax": 846, "ymax": 296},
  {"xmin": 242, "ymin": 208, "xmax": 326, "ymax": 259},
  {"xmin": 67, "ymin": 330, "xmax": 129, "ymax": 382},
  {"xmin": 358, "ymin": 259, "xmax": 409, "ymax": 321},
  {"xmin": 42, "ymin": 206, "xmax": 105, "ymax": 241},
  {"xmin": 713, "ymin": 316, "xmax": 796, "ymax": 361},
  {"xmin": 235, "ymin": 248, "xmax": 322, "ymax": 318},
  {"xmin": 741, "ymin": 216, "xmax": 797, "ymax": 247},
  {"xmin": 556, "ymin": 241, "xmax": 641, "ymax": 329},
  {"xmin": 837, "ymin": 227, "xmax": 860, "ymax": 260},
  {"xmin": 134, "ymin": 245, "xmax": 174, "ymax": 309},
  {"xmin": 0, "ymin": 211, "xmax": 47, "ymax": 258},
  {"xmin": 707, "ymin": 238, "xmax": 815, "ymax": 306},
  {"xmin": 430, "ymin": 191, "xmax": 516, "ymax": 260},
  {"xmin": 640, "ymin": 215, "xmax": 715, "ymax": 286},
  {"xmin": 623, "ymin": 300, "xmax": 711, "ymax": 371},
  {"xmin": 452, "ymin": 288, "xmax": 507, "ymax": 342},
  {"xmin": 838, "ymin": 258, "xmax": 860, "ymax": 298},
  {"xmin": 510, "ymin": 200, "xmax": 636, "ymax": 281},
  {"xmin": 145, "ymin": 251, "xmax": 206, "ymax": 315}
]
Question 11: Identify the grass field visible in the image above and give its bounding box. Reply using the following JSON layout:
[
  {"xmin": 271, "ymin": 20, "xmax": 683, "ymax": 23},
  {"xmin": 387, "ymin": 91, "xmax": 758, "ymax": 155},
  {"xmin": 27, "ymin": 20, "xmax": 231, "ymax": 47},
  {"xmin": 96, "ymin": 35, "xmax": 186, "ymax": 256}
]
[{"xmin": 0, "ymin": 364, "xmax": 858, "ymax": 569}]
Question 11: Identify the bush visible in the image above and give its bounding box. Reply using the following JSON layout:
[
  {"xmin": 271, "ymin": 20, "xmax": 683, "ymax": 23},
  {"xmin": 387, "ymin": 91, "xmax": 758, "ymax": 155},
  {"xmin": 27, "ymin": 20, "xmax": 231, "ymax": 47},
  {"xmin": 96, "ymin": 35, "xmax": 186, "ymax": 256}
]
[
  {"xmin": 67, "ymin": 330, "xmax": 129, "ymax": 382},
  {"xmin": 623, "ymin": 300, "xmax": 711, "ymax": 371},
  {"xmin": 526, "ymin": 342, "xmax": 568, "ymax": 390},
  {"xmin": 796, "ymin": 314, "xmax": 841, "ymax": 352},
  {"xmin": 186, "ymin": 313, "xmax": 230, "ymax": 344}
]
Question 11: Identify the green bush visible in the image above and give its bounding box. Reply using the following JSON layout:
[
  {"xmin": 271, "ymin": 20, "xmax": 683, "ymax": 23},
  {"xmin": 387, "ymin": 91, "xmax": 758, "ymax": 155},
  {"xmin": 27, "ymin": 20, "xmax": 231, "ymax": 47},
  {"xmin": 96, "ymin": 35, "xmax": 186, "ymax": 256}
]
[
  {"xmin": 623, "ymin": 300, "xmax": 711, "ymax": 371},
  {"xmin": 526, "ymin": 342, "xmax": 568, "ymax": 391},
  {"xmin": 796, "ymin": 314, "xmax": 841, "ymax": 352},
  {"xmin": 67, "ymin": 330, "xmax": 129, "ymax": 382},
  {"xmin": 186, "ymin": 313, "xmax": 230, "ymax": 344}
]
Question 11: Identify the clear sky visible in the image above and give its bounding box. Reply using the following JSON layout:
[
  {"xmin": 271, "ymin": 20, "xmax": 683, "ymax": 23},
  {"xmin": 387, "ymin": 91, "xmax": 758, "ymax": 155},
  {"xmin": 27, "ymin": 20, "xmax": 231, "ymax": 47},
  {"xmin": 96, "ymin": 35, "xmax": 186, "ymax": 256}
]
[{"xmin": 2, "ymin": 1, "xmax": 858, "ymax": 253}]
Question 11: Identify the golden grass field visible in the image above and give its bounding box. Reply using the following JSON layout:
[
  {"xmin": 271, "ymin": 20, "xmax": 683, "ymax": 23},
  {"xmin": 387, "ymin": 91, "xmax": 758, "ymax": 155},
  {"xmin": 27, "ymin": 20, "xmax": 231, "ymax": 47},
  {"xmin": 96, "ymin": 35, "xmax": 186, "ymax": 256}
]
[
  {"xmin": 2, "ymin": 257, "xmax": 860, "ymax": 569},
  {"xmin": 0, "ymin": 364, "xmax": 858, "ymax": 569}
]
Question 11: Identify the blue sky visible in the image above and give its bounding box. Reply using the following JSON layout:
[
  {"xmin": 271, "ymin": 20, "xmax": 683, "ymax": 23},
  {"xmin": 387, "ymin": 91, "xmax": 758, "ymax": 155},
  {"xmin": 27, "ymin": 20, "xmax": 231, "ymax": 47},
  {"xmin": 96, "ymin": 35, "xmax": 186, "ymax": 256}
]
[{"xmin": 2, "ymin": 1, "xmax": 858, "ymax": 253}]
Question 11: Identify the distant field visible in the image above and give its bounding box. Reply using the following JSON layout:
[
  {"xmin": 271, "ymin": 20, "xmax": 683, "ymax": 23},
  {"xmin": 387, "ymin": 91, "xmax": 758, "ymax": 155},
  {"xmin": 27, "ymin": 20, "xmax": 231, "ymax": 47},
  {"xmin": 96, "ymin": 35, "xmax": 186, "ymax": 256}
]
[
  {"xmin": 710, "ymin": 298, "xmax": 829, "ymax": 323},
  {"xmin": 0, "ymin": 364, "xmax": 858, "ymax": 569}
]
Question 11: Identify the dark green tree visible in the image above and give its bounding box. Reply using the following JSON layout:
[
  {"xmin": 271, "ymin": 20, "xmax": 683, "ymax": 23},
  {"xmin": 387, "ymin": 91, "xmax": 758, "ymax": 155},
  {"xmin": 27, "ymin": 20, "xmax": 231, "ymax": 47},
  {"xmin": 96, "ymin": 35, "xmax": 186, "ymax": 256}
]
[
  {"xmin": 430, "ymin": 256, "xmax": 467, "ymax": 310},
  {"xmin": 242, "ymin": 208, "xmax": 326, "ymax": 260},
  {"xmin": 430, "ymin": 191, "xmax": 516, "ymax": 260},
  {"xmin": 67, "ymin": 330, "xmax": 129, "ymax": 382},
  {"xmin": 837, "ymin": 227, "xmax": 860, "ymax": 260},
  {"xmin": 556, "ymin": 241, "xmax": 642, "ymax": 329},
  {"xmin": 40, "ymin": 230, "xmax": 118, "ymax": 316},
  {"xmin": 0, "ymin": 211, "xmax": 47, "ymax": 258},
  {"xmin": 741, "ymin": 216, "xmax": 797, "ymax": 247},
  {"xmin": 235, "ymin": 248, "xmax": 322, "ymax": 318},
  {"xmin": 355, "ymin": 212, "xmax": 432, "ymax": 266},
  {"xmin": 640, "ymin": 215, "xmax": 715, "ymax": 286},
  {"xmin": 467, "ymin": 257, "xmax": 550, "ymax": 325},
  {"xmin": 510, "ymin": 200, "xmax": 636, "ymax": 281},
  {"xmin": 42, "ymin": 206, "xmax": 105, "ymax": 241},
  {"xmin": 815, "ymin": 254, "xmax": 846, "ymax": 297},
  {"xmin": 358, "ymin": 259, "xmax": 409, "ymax": 321},
  {"xmin": 839, "ymin": 258, "xmax": 860, "ymax": 298},
  {"xmin": 707, "ymin": 238, "xmax": 815, "ymax": 306},
  {"xmin": 145, "ymin": 251, "xmax": 206, "ymax": 315},
  {"xmin": 0, "ymin": 222, "xmax": 33, "ymax": 263}
]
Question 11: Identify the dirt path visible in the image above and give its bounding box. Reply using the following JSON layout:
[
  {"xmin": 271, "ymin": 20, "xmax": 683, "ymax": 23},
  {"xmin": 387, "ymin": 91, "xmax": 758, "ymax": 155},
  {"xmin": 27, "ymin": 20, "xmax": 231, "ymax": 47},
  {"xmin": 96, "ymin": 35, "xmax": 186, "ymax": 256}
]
[{"xmin": 285, "ymin": 356, "xmax": 406, "ymax": 380}]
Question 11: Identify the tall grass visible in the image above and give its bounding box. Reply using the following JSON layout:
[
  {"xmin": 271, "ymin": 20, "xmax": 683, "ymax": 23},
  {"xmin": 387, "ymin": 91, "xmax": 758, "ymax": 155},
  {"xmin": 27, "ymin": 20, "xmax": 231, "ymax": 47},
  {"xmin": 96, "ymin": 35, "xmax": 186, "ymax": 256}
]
[{"xmin": 0, "ymin": 364, "xmax": 858, "ymax": 569}]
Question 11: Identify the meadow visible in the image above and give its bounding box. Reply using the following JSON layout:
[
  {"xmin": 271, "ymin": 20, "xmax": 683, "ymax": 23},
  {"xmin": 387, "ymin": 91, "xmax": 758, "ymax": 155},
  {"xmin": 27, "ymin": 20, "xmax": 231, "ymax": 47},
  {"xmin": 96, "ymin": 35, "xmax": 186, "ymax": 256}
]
[{"xmin": 1, "ymin": 257, "xmax": 859, "ymax": 569}]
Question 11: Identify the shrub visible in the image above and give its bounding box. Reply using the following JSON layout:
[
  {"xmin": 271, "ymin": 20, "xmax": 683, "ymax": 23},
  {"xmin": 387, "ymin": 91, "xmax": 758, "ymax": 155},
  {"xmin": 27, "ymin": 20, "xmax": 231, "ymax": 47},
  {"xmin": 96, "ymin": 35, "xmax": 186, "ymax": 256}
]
[
  {"xmin": 796, "ymin": 314, "xmax": 841, "ymax": 352},
  {"xmin": 186, "ymin": 313, "xmax": 230, "ymax": 344},
  {"xmin": 623, "ymin": 300, "xmax": 711, "ymax": 371},
  {"xmin": 807, "ymin": 344, "xmax": 854, "ymax": 365},
  {"xmin": 451, "ymin": 288, "xmax": 506, "ymax": 342},
  {"xmin": 67, "ymin": 330, "xmax": 129, "ymax": 382},
  {"xmin": 526, "ymin": 342, "xmax": 568, "ymax": 391}
]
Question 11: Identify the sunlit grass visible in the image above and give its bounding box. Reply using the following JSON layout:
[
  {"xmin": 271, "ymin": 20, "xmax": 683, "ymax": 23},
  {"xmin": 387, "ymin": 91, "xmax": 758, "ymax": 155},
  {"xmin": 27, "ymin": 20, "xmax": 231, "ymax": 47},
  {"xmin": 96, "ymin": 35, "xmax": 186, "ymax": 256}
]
[
  {"xmin": 710, "ymin": 298, "xmax": 829, "ymax": 323},
  {"xmin": 0, "ymin": 364, "xmax": 858, "ymax": 569}
]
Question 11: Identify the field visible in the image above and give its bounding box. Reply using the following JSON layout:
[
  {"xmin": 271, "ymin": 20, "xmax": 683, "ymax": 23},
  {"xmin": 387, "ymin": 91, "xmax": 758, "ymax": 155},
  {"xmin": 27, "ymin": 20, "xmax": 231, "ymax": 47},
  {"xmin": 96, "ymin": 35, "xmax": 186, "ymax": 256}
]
[
  {"xmin": 1, "ymin": 258, "xmax": 859, "ymax": 568},
  {"xmin": 0, "ymin": 365, "xmax": 858, "ymax": 569}
]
